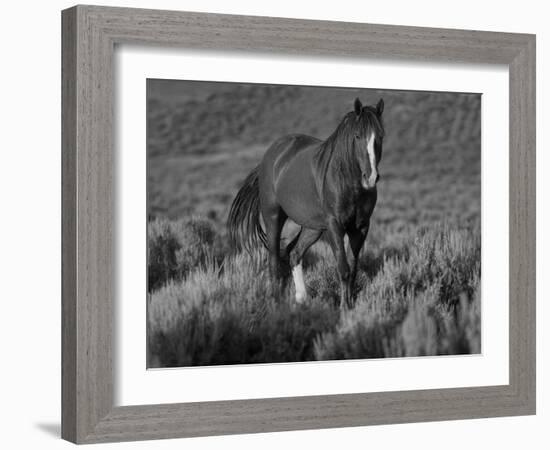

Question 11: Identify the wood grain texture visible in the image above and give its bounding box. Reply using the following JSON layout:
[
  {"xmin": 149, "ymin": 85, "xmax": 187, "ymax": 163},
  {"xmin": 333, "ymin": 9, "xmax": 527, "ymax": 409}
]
[
  {"xmin": 61, "ymin": 4, "xmax": 536, "ymax": 444},
  {"xmin": 62, "ymin": 5, "xmax": 114, "ymax": 442},
  {"xmin": 61, "ymin": 7, "xmax": 77, "ymax": 443},
  {"xmin": 508, "ymin": 36, "xmax": 536, "ymax": 410}
]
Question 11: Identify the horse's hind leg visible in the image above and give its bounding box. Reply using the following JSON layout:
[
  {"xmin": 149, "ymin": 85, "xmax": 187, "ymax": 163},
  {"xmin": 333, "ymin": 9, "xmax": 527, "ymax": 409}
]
[
  {"xmin": 288, "ymin": 227, "xmax": 322, "ymax": 303},
  {"xmin": 263, "ymin": 206, "xmax": 287, "ymax": 294}
]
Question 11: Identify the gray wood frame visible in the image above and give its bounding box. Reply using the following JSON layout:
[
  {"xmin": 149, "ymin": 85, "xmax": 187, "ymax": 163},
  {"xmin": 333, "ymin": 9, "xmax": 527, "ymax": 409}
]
[{"xmin": 62, "ymin": 5, "xmax": 536, "ymax": 444}]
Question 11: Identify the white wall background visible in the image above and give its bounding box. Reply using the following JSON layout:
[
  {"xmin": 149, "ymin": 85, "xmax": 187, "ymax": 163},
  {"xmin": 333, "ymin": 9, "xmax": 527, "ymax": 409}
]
[{"xmin": 0, "ymin": 0, "xmax": 546, "ymax": 448}]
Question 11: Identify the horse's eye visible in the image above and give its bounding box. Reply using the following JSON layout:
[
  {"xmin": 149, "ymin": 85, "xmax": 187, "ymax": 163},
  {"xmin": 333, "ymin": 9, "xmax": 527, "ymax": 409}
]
[{"xmin": 355, "ymin": 134, "xmax": 361, "ymax": 139}]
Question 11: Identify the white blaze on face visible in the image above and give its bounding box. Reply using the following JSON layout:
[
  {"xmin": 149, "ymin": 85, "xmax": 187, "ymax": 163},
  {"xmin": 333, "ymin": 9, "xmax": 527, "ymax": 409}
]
[
  {"xmin": 366, "ymin": 132, "xmax": 378, "ymax": 187},
  {"xmin": 292, "ymin": 263, "xmax": 307, "ymax": 303}
]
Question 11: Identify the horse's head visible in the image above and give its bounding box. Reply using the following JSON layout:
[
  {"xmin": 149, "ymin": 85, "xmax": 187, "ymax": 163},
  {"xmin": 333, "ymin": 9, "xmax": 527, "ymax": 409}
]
[{"xmin": 351, "ymin": 98, "xmax": 385, "ymax": 190}]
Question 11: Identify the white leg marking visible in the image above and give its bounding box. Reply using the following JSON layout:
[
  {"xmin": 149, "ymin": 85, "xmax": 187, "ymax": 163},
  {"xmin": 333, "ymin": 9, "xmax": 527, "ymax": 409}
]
[
  {"xmin": 366, "ymin": 132, "xmax": 377, "ymax": 186},
  {"xmin": 292, "ymin": 263, "xmax": 307, "ymax": 303}
]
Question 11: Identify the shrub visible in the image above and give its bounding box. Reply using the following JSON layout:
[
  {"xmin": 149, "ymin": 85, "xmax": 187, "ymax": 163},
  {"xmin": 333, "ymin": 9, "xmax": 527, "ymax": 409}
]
[
  {"xmin": 313, "ymin": 224, "xmax": 481, "ymax": 360},
  {"xmin": 148, "ymin": 250, "xmax": 339, "ymax": 366},
  {"xmin": 147, "ymin": 217, "xmax": 216, "ymax": 292},
  {"xmin": 148, "ymin": 220, "xmax": 481, "ymax": 366}
]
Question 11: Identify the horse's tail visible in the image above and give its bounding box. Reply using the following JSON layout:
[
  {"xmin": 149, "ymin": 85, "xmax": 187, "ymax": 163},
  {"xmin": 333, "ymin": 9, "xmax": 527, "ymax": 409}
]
[{"xmin": 227, "ymin": 166, "xmax": 267, "ymax": 253}]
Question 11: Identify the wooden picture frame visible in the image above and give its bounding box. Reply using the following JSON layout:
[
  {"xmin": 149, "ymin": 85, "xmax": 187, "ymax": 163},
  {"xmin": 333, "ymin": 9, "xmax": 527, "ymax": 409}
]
[{"xmin": 61, "ymin": 5, "xmax": 536, "ymax": 444}]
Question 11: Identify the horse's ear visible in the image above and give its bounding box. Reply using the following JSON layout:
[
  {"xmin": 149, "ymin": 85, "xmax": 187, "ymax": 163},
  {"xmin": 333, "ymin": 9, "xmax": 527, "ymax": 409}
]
[
  {"xmin": 354, "ymin": 98, "xmax": 362, "ymax": 116},
  {"xmin": 376, "ymin": 98, "xmax": 384, "ymax": 116}
]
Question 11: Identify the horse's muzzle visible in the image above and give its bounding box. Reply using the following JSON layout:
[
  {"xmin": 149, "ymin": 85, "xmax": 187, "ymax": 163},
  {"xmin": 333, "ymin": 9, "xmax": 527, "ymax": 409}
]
[{"xmin": 361, "ymin": 172, "xmax": 379, "ymax": 190}]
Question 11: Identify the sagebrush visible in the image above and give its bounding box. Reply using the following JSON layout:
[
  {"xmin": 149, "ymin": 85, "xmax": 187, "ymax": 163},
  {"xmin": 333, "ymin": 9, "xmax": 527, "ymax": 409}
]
[{"xmin": 147, "ymin": 217, "xmax": 481, "ymax": 367}]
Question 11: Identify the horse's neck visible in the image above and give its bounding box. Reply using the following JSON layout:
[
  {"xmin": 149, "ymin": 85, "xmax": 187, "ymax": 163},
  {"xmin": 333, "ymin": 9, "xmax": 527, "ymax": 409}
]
[{"xmin": 314, "ymin": 138, "xmax": 360, "ymax": 203}]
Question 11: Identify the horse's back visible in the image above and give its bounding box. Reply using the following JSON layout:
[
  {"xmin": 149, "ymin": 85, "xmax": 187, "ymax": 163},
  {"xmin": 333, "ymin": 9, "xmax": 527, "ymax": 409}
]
[{"xmin": 263, "ymin": 134, "xmax": 320, "ymax": 166}]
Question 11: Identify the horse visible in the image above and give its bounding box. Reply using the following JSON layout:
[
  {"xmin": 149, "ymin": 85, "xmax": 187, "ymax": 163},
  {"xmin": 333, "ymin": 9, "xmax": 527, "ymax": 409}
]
[{"xmin": 227, "ymin": 98, "xmax": 385, "ymax": 309}]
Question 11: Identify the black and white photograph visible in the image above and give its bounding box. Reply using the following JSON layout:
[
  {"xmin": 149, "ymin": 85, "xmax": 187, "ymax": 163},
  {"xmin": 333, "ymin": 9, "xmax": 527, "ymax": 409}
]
[{"xmin": 146, "ymin": 80, "xmax": 481, "ymax": 368}]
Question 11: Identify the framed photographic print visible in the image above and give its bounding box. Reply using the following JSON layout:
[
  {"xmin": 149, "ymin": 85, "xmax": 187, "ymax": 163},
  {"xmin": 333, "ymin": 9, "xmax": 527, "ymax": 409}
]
[{"xmin": 62, "ymin": 5, "xmax": 536, "ymax": 444}]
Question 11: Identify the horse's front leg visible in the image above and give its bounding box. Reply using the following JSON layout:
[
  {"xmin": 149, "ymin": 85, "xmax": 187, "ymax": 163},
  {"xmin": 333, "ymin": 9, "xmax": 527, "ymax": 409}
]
[
  {"xmin": 348, "ymin": 225, "xmax": 369, "ymax": 308},
  {"xmin": 327, "ymin": 218, "xmax": 351, "ymax": 310}
]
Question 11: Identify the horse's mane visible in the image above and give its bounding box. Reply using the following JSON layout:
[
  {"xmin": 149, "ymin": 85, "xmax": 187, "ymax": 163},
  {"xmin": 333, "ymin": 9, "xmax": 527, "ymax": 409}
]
[{"xmin": 314, "ymin": 107, "xmax": 385, "ymax": 196}]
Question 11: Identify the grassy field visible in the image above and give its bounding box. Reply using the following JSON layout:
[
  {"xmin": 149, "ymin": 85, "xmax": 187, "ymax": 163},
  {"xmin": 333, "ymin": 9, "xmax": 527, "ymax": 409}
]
[{"xmin": 146, "ymin": 80, "xmax": 482, "ymax": 367}]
